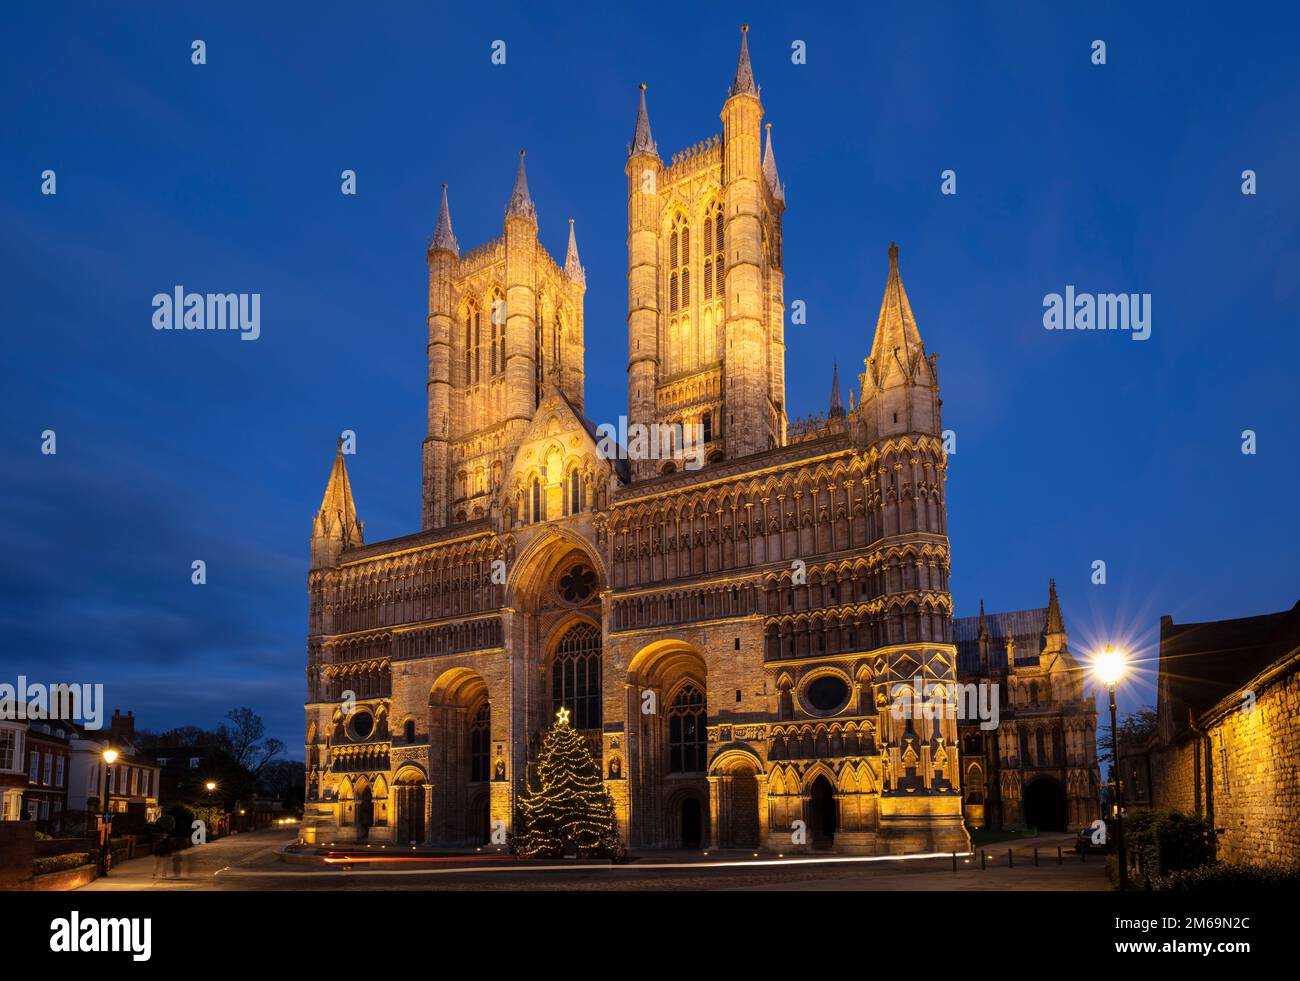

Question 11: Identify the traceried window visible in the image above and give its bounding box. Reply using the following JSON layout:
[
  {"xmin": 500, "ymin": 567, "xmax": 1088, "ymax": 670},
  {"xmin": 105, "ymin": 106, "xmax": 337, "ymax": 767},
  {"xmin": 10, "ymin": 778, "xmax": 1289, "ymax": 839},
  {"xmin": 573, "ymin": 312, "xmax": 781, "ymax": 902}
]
[
  {"xmin": 552, "ymin": 622, "xmax": 602, "ymax": 730},
  {"xmin": 668, "ymin": 683, "xmax": 707, "ymax": 773},
  {"xmin": 668, "ymin": 214, "xmax": 689, "ymax": 314},
  {"xmin": 558, "ymin": 564, "xmax": 596, "ymax": 604},
  {"xmin": 470, "ymin": 702, "xmax": 490, "ymax": 782}
]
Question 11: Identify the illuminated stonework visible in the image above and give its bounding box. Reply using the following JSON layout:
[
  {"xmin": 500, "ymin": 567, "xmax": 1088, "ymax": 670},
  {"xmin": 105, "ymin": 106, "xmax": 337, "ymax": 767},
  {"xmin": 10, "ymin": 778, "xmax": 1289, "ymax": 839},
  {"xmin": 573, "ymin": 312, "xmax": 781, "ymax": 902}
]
[{"xmin": 302, "ymin": 28, "xmax": 969, "ymax": 855}]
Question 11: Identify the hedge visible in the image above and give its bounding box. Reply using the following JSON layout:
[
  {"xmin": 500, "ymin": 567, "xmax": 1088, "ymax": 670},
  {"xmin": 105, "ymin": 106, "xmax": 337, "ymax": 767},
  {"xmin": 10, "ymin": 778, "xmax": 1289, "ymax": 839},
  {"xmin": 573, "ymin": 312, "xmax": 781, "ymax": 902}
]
[
  {"xmin": 34, "ymin": 852, "xmax": 93, "ymax": 875},
  {"xmin": 1153, "ymin": 862, "xmax": 1300, "ymax": 892}
]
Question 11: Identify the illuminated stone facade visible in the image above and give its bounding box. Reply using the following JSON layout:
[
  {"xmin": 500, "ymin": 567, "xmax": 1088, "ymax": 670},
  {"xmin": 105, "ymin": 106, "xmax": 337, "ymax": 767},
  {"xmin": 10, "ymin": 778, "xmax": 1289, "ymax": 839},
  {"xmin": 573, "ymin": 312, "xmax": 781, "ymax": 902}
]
[
  {"xmin": 953, "ymin": 587, "xmax": 1101, "ymax": 832},
  {"xmin": 302, "ymin": 28, "xmax": 968, "ymax": 855}
]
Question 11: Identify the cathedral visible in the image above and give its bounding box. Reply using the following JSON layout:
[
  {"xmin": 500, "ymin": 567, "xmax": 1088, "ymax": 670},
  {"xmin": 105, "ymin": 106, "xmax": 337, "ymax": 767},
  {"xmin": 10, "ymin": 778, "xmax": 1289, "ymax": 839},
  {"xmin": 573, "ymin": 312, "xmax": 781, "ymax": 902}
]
[{"xmin": 301, "ymin": 27, "xmax": 1079, "ymax": 854}]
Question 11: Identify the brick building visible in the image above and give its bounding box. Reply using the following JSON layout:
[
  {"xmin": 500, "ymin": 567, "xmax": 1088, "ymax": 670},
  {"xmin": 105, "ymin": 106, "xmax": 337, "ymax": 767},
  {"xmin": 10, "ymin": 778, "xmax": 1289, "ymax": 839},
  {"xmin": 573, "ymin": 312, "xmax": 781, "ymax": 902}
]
[
  {"xmin": 20, "ymin": 719, "xmax": 76, "ymax": 831},
  {"xmin": 1119, "ymin": 601, "xmax": 1300, "ymax": 865}
]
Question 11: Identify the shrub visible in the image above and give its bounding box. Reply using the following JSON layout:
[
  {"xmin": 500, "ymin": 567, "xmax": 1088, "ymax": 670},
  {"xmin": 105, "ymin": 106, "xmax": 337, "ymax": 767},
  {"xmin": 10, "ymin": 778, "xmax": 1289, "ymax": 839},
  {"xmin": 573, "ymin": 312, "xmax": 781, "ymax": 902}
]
[
  {"xmin": 1123, "ymin": 808, "xmax": 1215, "ymax": 878},
  {"xmin": 1154, "ymin": 862, "xmax": 1300, "ymax": 892},
  {"xmin": 150, "ymin": 815, "xmax": 176, "ymax": 836},
  {"xmin": 34, "ymin": 852, "xmax": 93, "ymax": 875}
]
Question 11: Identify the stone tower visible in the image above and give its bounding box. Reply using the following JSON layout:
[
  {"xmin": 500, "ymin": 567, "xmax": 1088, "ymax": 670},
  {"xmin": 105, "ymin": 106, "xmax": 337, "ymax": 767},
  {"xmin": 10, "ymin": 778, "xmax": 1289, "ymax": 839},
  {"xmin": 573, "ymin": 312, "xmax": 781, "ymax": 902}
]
[
  {"xmin": 850, "ymin": 242, "xmax": 965, "ymax": 849},
  {"xmin": 624, "ymin": 26, "xmax": 787, "ymax": 479},
  {"xmin": 421, "ymin": 154, "xmax": 587, "ymax": 528}
]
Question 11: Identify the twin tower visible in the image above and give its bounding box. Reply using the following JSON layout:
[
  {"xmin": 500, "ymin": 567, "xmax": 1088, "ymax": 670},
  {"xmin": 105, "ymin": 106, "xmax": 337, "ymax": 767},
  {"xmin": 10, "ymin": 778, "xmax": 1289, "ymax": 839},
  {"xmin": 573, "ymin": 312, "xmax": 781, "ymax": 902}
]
[{"xmin": 418, "ymin": 27, "xmax": 922, "ymax": 531}]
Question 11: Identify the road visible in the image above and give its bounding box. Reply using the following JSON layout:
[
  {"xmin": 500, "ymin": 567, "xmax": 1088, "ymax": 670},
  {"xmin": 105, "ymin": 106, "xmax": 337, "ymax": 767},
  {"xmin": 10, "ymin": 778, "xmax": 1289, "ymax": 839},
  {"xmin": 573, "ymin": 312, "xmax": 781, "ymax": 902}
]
[{"xmin": 74, "ymin": 828, "xmax": 1109, "ymax": 891}]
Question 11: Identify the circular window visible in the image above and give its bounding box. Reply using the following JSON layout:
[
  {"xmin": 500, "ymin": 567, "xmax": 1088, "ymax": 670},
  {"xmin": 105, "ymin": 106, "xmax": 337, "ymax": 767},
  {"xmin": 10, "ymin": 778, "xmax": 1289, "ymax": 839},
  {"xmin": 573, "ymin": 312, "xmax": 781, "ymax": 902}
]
[
  {"xmin": 804, "ymin": 675, "xmax": 850, "ymax": 715},
  {"xmin": 349, "ymin": 711, "xmax": 373, "ymax": 740},
  {"xmin": 558, "ymin": 564, "xmax": 596, "ymax": 604}
]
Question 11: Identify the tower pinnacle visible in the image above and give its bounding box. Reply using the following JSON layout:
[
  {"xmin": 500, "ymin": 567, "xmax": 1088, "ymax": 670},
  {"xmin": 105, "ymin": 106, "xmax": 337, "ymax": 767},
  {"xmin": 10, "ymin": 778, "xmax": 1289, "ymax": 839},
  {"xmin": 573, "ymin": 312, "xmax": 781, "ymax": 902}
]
[
  {"xmin": 505, "ymin": 149, "xmax": 537, "ymax": 222},
  {"xmin": 565, "ymin": 218, "xmax": 586, "ymax": 287},
  {"xmin": 311, "ymin": 440, "xmax": 364, "ymax": 568},
  {"xmin": 1046, "ymin": 578, "xmax": 1065, "ymax": 635},
  {"xmin": 763, "ymin": 122, "xmax": 784, "ymax": 202},
  {"xmin": 866, "ymin": 241, "xmax": 926, "ymax": 386},
  {"xmin": 430, "ymin": 182, "xmax": 458, "ymax": 255},
  {"xmin": 630, "ymin": 83, "xmax": 658, "ymax": 157},
  {"xmin": 828, "ymin": 362, "xmax": 845, "ymax": 418},
  {"xmin": 730, "ymin": 24, "xmax": 757, "ymax": 97}
]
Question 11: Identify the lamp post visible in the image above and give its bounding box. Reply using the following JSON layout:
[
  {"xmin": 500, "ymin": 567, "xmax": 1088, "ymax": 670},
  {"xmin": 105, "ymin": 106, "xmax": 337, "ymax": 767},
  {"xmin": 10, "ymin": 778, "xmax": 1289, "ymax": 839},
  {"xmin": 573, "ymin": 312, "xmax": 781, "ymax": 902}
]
[
  {"xmin": 1094, "ymin": 646, "xmax": 1128, "ymax": 891},
  {"xmin": 99, "ymin": 747, "xmax": 118, "ymax": 877}
]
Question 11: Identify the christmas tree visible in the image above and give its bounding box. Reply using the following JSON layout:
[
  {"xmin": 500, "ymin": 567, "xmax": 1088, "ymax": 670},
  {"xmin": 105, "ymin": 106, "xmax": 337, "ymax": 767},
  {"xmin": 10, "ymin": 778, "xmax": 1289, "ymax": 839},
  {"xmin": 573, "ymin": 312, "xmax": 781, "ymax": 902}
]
[{"xmin": 510, "ymin": 707, "xmax": 623, "ymax": 859}]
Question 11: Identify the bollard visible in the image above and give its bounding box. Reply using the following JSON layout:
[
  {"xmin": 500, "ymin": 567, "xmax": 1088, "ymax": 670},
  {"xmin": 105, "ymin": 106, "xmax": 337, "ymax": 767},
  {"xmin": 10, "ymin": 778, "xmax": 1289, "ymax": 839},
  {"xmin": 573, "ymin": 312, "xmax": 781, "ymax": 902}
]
[
  {"xmin": 981, "ymin": 849, "xmax": 986, "ymax": 870},
  {"xmin": 1057, "ymin": 846, "xmax": 1063, "ymax": 865},
  {"xmin": 1008, "ymin": 848, "xmax": 1013, "ymax": 868},
  {"xmin": 952, "ymin": 851, "xmax": 957, "ymax": 872},
  {"xmin": 1034, "ymin": 847, "xmax": 1039, "ymax": 867},
  {"xmin": 1080, "ymin": 847, "xmax": 1086, "ymax": 863}
]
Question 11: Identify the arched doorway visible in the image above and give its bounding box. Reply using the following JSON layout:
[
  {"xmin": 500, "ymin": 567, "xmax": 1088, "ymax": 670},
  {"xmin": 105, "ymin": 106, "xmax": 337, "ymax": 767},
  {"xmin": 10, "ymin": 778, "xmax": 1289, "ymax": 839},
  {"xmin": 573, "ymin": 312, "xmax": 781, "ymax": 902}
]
[
  {"xmin": 712, "ymin": 753, "xmax": 761, "ymax": 849},
  {"xmin": 354, "ymin": 782, "xmax": 373, "ymax": 840},
  {"xmin": 1022, "ymin": 776, "xmax": 1067, "ymax": 832},
  {"xmin": 808, "ymin": 774, "xmax": 838, "ymax": 848},
  {"xmin": 428, "ymin": 668, "xmax": 490, "ymax": 845},
  {"xmin": 472, "ymin": 793, "xmax": 491, "ymax": 845},
  {"xmin": 393, "ymin": 769, "xmax": 425, "ymax": 845},
  {"xmin": 681, "ymin": 797, "xmax": 703, "ymax": 849}
]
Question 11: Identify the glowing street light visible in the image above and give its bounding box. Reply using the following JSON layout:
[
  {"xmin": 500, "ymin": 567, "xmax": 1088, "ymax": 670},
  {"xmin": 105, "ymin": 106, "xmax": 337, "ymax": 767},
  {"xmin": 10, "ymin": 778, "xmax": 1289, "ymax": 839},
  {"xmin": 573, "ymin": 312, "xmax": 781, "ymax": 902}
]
[
  {"xmin": 1094, "ymin": 645, "xmax": 1129, "ymax": 891},
  {"xmin": 1094, "ymin": 646, "xmax": 1127, "ymax": 688},
  {"xmin": 99, "ymin": 747, "xmax": 119, "ymax": 877}
]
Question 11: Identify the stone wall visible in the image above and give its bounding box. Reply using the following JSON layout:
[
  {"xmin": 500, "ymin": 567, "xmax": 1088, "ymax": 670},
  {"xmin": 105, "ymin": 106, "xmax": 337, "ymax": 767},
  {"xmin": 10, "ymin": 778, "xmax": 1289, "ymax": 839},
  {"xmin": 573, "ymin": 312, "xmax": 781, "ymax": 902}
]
[{"xmin": 1210, "ymin": 666, "xmax": 1300, "ymax": 865}]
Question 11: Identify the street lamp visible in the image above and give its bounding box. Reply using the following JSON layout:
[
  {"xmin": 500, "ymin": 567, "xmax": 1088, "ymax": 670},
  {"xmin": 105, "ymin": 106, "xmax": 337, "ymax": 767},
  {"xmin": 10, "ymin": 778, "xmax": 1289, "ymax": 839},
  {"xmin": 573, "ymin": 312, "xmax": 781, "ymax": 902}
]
[
  {"xmin": 99, "ymin": 747, "xmax": 119, "ymax": 877},
  {"xmin": 1094, "ymin": 646, "xmax": 1129, "ymax": 890}
]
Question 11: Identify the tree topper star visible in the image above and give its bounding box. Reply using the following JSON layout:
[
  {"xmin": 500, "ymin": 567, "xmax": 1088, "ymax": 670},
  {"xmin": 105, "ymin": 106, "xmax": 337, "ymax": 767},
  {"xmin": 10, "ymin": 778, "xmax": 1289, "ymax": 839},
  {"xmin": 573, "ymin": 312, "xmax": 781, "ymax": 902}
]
[{"xmin": 556, "ymin": 706, "xmax": 571, "ymax": 726}]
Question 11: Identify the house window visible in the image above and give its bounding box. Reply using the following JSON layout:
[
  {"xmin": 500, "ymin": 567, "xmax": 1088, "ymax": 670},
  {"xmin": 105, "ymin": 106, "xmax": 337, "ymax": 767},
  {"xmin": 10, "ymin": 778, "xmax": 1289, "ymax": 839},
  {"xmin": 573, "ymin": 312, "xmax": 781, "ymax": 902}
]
[
  {"xmin": 403, "ymin": 720, "xmax": 416, "ymax": 743},
  {"xmin": 0, "ymin": 729, "xmax": 16, "ymax": 770},
  {"xmin": 43, "ymin": 754, "xmax": 52, "ymax": 785},
  {"xmin": 29, "ymin": 751, "xmax": 39, "ymax": 782},
  {"xmin": 189, "ymin": 757, "xmax": 200, "ymax": 769},
  {"xmin": 55, "ymin": 756, "xmax": 65, "ymax": 787}
]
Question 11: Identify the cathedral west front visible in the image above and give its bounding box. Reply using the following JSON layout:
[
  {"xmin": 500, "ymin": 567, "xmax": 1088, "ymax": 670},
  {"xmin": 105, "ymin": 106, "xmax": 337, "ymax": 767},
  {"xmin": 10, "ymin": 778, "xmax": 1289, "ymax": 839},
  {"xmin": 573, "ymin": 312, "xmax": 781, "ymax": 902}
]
[{"xmin": 301, "ymin": 27, "xmax": 1097, "ymax": 855}]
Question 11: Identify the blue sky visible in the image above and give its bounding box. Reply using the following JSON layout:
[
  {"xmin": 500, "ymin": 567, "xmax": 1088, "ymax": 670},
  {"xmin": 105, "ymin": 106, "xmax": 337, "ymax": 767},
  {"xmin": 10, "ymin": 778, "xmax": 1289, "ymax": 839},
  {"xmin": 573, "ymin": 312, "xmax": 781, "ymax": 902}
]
[{"xmin": 2, "ymin": 2, "xmax": 1297, "ymax": 753}]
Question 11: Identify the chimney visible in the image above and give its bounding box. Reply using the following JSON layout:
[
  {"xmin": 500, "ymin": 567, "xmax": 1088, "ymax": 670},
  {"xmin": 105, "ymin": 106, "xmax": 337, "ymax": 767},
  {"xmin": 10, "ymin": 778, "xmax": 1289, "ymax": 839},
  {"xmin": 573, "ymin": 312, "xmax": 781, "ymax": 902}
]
[{"xmin": 111, "ymin": 709, "xmax": 135, "ymax": 745}]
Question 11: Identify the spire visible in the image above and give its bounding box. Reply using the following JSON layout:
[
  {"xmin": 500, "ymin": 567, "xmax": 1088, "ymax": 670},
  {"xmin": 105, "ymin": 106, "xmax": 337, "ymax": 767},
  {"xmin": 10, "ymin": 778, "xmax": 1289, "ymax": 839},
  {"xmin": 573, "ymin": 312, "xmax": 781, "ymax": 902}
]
[
  {"xmin": 978, "ymin": 599, "xmax": 989, "ymax": 639},
  {"xmin": 1046, "ymin": 578, "xmax": 1065, "ymax": 635},
  {"xmin": 828, "ymin": 362, "xmax": 845, "ymax": 418},
  {"xmin": 848, "ymin": 388, "xmax": 856, "ymax": 413},
  {"xmin": 311, "ymin": 437, "xmax": 363, "ymax": 567},
  {"xmin": 430, "ymin": 183, "xmax": 458, "ymax": 255},
  {"xmin": 867, "ymin": 242, "xmax": 926, "ymax": 385},
  {"xmin": 629, "ymin": 83, "xmax": 658, "ymax": 158},
  {"xmin": 564, "ymin": 218, "xmax": 585, "ymax": 287},
  {"xmin": 763, "ymin": 123, "xmax": 784, "ymax": 202},
  {"xmin": 505, "ymin": 150, "xmax": 537, "ymax": 222},
  {"xmin": 730, "ymin": 24, "xmax": 757, "ymax": 97}
]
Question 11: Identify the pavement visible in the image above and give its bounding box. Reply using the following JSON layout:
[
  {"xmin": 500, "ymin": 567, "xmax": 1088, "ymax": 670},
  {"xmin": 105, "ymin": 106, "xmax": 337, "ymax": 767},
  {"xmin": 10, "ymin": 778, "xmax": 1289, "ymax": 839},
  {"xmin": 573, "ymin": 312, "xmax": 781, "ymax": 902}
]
[{"xmin": 73, "ymin": 827, "xmax": 1109, "ymax": 891}]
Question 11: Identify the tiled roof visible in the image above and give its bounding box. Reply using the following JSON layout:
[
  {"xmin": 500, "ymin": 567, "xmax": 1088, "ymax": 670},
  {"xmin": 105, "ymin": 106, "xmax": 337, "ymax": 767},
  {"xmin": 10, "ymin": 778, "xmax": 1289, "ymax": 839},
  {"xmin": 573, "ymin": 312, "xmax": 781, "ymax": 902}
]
[
  {"xmin": 953, "ymin": 606, "xmax": 1049, "ymax": 674},
  {"xmin": 1159, "ymin": 601, "xmax": 1300, "ymax": 732}
]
